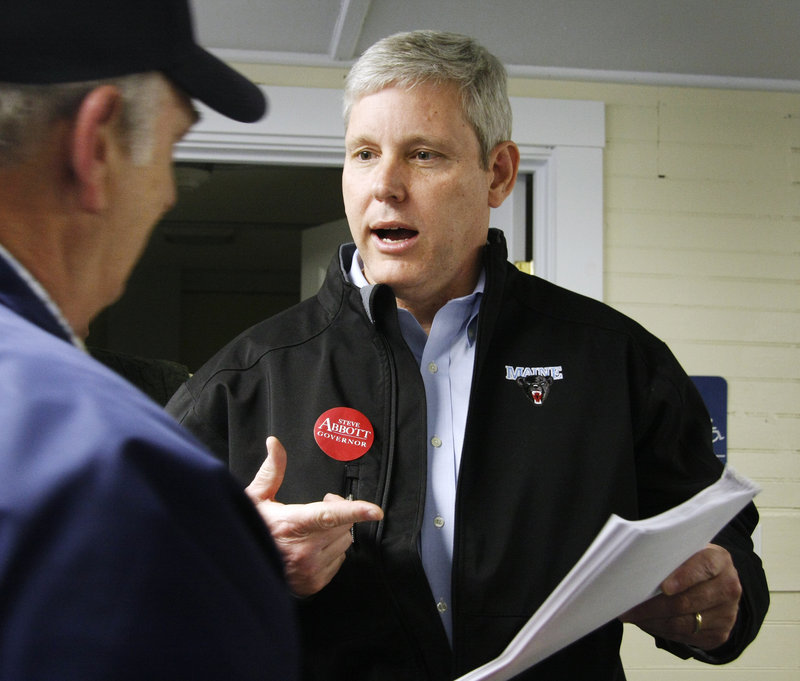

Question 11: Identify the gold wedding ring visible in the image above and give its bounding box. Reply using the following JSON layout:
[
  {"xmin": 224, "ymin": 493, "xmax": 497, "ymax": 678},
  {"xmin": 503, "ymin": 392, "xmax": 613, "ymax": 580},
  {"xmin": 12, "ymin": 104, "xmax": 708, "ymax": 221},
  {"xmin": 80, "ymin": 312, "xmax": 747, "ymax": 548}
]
[{"xmin": 693, "ymin": 611, "xmax": 703, "ymax": 634}]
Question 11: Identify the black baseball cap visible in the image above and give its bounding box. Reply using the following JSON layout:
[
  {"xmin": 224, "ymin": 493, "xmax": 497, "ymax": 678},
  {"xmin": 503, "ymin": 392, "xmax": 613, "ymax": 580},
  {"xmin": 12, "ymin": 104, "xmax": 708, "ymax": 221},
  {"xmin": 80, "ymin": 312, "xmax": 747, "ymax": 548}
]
[{"xmin": 0, "ymin": 0, "xmax": 267, "ymax": 123}]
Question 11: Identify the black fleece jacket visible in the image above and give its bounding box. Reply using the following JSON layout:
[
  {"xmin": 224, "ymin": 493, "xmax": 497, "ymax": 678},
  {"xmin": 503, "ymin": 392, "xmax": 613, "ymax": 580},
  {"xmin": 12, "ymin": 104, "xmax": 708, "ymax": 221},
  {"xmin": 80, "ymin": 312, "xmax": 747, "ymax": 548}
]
[{"xmin": 168, "ymin": 230, "xmax": 768, "ymax": 680}]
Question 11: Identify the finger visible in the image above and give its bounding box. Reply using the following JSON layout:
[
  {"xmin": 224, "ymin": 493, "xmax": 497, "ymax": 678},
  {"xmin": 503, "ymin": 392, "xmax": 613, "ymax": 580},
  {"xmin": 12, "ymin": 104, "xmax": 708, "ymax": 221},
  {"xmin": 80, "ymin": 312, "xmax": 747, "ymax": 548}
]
[
  {"xmin": 687, "ymin": 601, "xmax": 739, "ymax": 648},
  {"xmin": 301, "ymin": 498, "xmax": 383, "ymax": 532},
  {"xmin": 275, "ymin": 515, "xmax": 355, "ymax": 552},
  {"xmin": 661, "ymin": 544, "xmax": 730, "ymax": 596},
  {"xmin": 267, "ymin": 498, "xmax": 382, "ymax": 539},
  {"xmin": 619, "ymin": 558, "xmax": 742, "ymax": 651},
  {"xmin": 620, "ymin": 578, "xmax": 723, "ymax": 622},
  {"xmin": 245, "ymin": 436, "xmax": 287, "ymax": 503},
  {"xmin": 322, "ymin": 492, "xmax": 384, "ymax": 524},
  {"xmin": 627, "ymin": 600, "xmax": 738, "ymax": 651},
  {"xmin": 318, "ymin": 498, "xmax": 383, "ymax": 528},
  {"xmin": 314, "ymin": 524, "xmax": 359, "ymax": 558}
]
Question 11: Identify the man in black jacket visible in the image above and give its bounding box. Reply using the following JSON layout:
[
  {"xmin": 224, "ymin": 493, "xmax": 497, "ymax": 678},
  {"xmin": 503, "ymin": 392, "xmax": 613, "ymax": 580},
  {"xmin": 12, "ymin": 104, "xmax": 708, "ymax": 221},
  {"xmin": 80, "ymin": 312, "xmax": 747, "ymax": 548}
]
[{"xmin": 168, "ymin": 30, "xmax": 768, "ymax": 680}]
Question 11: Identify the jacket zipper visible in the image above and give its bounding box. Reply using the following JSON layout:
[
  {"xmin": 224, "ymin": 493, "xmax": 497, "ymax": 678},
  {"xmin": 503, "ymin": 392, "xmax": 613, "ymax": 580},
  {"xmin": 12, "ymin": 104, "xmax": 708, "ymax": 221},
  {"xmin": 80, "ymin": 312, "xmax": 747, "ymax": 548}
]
[
  {"xmin": 375, "ymin": 332, "xmax": 397, "ymax": 545},
  {"xmin": 345, "ymin": 463, "xmax": 360, "ymax": 543}
]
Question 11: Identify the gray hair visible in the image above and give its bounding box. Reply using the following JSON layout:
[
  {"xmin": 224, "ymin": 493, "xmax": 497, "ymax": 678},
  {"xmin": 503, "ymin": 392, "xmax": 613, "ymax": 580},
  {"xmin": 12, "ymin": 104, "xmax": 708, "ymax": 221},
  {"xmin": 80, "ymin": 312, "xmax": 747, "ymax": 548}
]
[
  {"xmin": 0, "ymin": 72, "xmax": 165, "ymax": 167},
  {"xmin": 343, "ymin": 30, "xmax": 512, "ymax": 168}
]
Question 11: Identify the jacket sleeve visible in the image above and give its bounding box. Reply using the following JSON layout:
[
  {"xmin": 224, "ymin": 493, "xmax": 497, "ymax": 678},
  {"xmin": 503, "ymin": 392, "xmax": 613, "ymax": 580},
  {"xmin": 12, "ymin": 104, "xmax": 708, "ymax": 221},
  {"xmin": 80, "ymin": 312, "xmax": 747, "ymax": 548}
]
[
  {"xmin": 633, "ymin": 345, "xmax": 769, "ymax": 663},
  {"xmin": 166, "ymin": 377, "xmax": 233, "ymax": 466},
  {"xmin": 2, "ymin": 407, "xmax": 298, "ymax": 679}
]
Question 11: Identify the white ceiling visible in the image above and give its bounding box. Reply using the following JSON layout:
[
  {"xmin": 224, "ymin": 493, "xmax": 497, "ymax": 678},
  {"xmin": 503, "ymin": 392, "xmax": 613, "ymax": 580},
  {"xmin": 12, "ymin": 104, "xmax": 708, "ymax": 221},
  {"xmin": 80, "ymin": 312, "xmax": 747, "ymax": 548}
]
[{"xmin": 192, "ymin": 0, "xmax": 800, "ymax": 87}]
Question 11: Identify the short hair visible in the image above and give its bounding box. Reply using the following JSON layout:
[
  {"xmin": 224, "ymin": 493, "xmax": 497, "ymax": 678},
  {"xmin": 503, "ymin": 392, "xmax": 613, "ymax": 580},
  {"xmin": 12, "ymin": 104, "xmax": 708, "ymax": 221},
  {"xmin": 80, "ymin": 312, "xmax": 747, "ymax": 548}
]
[
  {"xmin": 343, "ymin": 30, "xmax": 512, "ymax": 168},
  {"xmin": 0, "ymin": 72, "xmax": 165, "ymax": 167}
]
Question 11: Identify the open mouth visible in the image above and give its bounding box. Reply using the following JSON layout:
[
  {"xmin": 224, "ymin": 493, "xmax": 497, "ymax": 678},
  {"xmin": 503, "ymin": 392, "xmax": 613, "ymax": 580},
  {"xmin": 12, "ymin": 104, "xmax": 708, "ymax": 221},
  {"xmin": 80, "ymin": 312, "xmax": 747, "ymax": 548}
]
[{"xmin": 374, "ymin": 226, "xmax": 417, "ymax": 242}]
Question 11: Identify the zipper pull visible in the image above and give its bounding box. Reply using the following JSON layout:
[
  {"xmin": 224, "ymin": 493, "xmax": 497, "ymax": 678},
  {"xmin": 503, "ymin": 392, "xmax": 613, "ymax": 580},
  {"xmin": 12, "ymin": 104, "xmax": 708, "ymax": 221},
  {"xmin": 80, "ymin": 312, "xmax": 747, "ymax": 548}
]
[
  {"xmin": 344, "ymin": 464, "xmax": 360, "ymax": 543},
  {"xmin": 344, "ymin": 463, "xmax": 360, "ymax": 500}
]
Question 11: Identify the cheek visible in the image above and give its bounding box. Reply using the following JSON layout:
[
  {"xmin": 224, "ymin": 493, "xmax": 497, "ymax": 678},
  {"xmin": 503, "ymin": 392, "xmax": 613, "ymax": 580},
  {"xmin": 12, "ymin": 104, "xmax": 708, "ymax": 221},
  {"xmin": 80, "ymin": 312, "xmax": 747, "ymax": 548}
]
[
  {"xmin": 436, "ymin": 168, "xmax": 481, "ymax": 204},
  {"xmin": 455, "ymin": 173, "xmax": 492, "ymax": 218},
  {"xmin": 342, "ymin": 184, "xmax": 370, "ymax": 231},
  {"xmin": 342, "ymin": 193, "xmax": 358, "ymax": 227},
  {"xmin": 342, "ymin": 173, "xmax": 362, "ymax": 205}
]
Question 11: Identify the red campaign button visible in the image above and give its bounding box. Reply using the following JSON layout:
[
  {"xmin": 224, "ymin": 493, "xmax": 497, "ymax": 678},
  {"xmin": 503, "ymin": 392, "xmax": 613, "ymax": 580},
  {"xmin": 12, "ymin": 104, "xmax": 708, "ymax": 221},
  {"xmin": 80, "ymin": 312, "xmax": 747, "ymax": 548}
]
[{"xmin": 313, "ymin": 407, "xmax": 375, "ymax": 461}]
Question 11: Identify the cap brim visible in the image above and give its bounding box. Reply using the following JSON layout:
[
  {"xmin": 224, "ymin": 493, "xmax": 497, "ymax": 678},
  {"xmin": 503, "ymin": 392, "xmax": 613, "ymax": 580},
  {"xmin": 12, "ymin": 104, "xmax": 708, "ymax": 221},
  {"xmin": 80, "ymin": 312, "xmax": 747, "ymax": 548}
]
[{"xmin": 166, "ymin": 46, "xmax": 267, "ymax": 123}]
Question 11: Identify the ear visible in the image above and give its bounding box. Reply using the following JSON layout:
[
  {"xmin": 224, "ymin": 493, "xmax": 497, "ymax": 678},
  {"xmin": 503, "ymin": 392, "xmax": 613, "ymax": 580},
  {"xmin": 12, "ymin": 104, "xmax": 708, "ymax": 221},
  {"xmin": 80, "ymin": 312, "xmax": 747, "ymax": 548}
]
[
  {"xmin": 70, "ymin": 85, "xmax": 124, "ymax": 213},
  {"xmin": 487, "ymin": 141, "xmax": 520, "ymax": 208}
]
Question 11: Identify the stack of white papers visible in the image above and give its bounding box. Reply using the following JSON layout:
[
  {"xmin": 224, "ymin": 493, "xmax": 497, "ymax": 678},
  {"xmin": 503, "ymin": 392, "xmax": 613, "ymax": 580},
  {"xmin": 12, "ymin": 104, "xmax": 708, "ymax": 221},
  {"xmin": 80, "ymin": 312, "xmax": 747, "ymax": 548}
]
[{"xmin": 456, "ymin": 467, "xmax": 760, "ymax": 681}]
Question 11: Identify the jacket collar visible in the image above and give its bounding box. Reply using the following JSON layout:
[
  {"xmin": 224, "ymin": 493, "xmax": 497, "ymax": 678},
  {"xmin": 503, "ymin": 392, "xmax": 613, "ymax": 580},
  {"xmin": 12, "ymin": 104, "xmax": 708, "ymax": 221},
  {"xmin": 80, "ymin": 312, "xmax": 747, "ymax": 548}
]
[
  {"xmin": 326, "ymin": 230, "xmax": 513, "ymax": 327},
  {"xmin": 0, "ymin": 245, "xmax": 77, "ymax": 345},
  {"xmin": 478, "ymin": 228, "xmax": 512, "ymax": 326}
]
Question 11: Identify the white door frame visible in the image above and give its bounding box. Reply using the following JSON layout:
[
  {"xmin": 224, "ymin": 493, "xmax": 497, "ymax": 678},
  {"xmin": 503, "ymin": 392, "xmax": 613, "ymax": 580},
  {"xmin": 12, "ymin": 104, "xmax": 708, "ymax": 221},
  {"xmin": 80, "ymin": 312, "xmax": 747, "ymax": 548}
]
[{"xmin": 176, "ymin": 86, "xmax": 605, "ymax": 299}]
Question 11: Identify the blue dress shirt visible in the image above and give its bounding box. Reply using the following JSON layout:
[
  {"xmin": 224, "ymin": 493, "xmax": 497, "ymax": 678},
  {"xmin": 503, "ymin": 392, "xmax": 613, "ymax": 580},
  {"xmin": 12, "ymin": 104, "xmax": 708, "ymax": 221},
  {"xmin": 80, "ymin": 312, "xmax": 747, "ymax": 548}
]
[{"xmin": 348, "ymin": 250, "xmax": 483, "ymax": 643}]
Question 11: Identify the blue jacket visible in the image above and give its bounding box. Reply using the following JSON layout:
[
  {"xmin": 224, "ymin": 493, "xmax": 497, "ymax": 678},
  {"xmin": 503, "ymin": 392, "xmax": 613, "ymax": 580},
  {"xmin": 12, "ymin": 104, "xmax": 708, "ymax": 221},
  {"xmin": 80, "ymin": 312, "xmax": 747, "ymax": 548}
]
[{"xmin": 0, "ymin": 252, "xmax": 299, "ymax": 680}]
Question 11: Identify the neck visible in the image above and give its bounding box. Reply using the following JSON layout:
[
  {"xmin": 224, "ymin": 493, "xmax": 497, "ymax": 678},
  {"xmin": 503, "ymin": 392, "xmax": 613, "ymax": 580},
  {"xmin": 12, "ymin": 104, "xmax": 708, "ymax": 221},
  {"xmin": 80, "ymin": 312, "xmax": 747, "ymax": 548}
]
[
  {"xmin": 0, "ymin": 187, "xmax": 95, "ymax": 341},
  {"xmin": 394, "ymin": 271, "xmax": 483, "ymax": 336},
  {"xmin": 395, "ymin": 297, "xmax": 445, "ymax": 335}
]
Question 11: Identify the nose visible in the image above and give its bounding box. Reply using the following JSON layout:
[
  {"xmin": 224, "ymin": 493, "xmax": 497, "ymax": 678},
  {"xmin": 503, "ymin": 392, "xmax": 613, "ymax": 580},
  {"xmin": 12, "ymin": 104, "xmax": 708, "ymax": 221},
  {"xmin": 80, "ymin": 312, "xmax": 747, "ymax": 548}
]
[{"xmin": 371, "ymin": 156, "xmax": 406, "ymax": 202}]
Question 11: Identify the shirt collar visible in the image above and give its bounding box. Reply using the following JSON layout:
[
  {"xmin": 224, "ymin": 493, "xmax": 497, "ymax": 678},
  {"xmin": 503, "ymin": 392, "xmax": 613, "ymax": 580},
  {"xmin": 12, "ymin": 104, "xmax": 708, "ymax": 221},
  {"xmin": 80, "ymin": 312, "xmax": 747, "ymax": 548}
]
[
  {"xmin": 346, "ymin": 248, "xmax": 483, "ymax": 358},
  {"xmin": 0, "ymin": 242, "xmax": 85, "ymax": 350}
]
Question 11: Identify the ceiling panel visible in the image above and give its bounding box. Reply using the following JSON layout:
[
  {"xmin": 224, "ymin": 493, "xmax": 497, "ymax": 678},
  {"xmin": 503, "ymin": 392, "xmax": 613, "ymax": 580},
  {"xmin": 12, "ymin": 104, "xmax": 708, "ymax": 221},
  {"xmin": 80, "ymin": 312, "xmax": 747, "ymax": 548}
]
[
  {"xmin": 191, "ymin": 0, "xmax": 800, "ymax": 83},
  {"xmin": 193, "ymin": 0, "xmax": 342, "ymax": 54}
]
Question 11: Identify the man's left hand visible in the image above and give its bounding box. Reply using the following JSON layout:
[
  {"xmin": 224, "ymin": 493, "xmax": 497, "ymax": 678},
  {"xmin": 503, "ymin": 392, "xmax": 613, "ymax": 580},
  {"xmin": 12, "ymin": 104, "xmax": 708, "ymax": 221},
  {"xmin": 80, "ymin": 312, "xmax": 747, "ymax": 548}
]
[{"xmin": 619, "ymin": 543, "xmax": 742, "ymax": 651}]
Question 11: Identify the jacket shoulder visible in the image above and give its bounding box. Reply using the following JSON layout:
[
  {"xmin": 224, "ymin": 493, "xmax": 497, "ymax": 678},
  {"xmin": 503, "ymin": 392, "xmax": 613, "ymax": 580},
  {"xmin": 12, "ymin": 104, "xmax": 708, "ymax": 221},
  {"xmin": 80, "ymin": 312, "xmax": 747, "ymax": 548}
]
[
  {"xmin": 191, "ymin": 293, "xmax": 338, "ymax": 380},
  {"xmin": 503, "ymin": 269, "xmax": 689, "ymax": 397},
  {"xmin": 510, "ymin": 269, "xmax": 665, "ymax": 348}
]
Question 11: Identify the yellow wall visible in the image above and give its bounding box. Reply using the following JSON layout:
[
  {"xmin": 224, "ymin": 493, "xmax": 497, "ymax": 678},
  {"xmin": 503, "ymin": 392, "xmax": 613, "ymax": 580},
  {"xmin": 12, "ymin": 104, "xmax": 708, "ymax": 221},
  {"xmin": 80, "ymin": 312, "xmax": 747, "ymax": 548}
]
[
  {"xmin": 510, "ymin": 78, "xmax": 799, "ymax": 681},
  {"xmin": 237, "ymin": 62, "xmax": 800, "ymax": 679}
]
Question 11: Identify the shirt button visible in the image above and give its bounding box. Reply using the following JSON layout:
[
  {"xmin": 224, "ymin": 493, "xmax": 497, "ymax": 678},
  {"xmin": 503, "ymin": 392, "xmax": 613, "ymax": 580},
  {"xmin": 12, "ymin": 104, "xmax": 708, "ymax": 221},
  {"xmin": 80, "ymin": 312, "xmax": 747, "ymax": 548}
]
[
  {"xmin": 433, "ymin": 515, "xmax": 445, "ymax": 528},
  {"xmin": 431, "ymin": 436, "xmax": 442, "ymax": 448},
  {"xmin": 437, "ymin": 599, "xmax": 448, "ymax": 613},
  {"xmin": 428, "ymin": 362, "xmax": 438, "ymax": 374}
]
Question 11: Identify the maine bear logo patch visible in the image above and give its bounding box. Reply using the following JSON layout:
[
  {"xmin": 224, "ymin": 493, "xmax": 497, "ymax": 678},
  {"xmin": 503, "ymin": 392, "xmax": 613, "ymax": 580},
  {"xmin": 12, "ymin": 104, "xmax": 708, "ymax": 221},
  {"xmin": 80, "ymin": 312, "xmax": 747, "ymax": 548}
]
[{"xmin": 516, "ymin": 375, "xmax": 553, "ymax": 406}]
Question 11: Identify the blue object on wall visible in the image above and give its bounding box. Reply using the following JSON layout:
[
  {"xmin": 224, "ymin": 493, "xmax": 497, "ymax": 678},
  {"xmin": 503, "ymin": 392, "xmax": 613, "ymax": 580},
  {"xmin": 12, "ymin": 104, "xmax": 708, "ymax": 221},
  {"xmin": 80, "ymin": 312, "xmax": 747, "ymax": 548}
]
[{"xmin": 690, "ymin": 376, "xmax": 728, "ymax": 464}]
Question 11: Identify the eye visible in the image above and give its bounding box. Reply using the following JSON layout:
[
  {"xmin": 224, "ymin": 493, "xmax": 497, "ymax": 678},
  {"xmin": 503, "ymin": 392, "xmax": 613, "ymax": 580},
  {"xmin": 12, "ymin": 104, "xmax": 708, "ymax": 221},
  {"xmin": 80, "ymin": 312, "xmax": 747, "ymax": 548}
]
[
  {"xmin": 357, "ymin": 150, "xmax": 373, "ymax": 161},
  {"xmin": 415, "ymin": 150, "xmax": 433, "ymax": 161}
]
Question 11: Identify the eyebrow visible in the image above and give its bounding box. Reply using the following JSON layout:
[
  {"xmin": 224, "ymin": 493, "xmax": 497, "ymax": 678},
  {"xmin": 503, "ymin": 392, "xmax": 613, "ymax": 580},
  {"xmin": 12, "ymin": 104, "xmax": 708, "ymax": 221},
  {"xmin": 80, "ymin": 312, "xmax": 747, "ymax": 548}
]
[
  {"xmin": 345, "ymin": 134, "xmax": 452, "ymax": 151},
  {"xmin": 344, "ymin": 134, "xmax": 372, "ymax": 149}
]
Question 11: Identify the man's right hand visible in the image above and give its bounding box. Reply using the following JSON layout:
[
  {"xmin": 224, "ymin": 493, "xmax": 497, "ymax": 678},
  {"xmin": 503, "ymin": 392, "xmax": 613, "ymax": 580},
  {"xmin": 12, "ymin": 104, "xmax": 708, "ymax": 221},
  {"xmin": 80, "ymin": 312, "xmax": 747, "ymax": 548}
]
[{"xmin": 245, "ymin": 436, "xmax": 384, "ymax": 597}]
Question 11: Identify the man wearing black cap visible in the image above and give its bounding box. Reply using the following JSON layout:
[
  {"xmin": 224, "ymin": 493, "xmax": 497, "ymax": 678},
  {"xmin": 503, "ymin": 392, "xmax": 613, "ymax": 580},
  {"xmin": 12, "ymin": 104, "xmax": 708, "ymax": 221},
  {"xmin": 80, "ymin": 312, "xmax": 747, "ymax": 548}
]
[{"xmin": 0, "ymin": 1, "xmax": 375, "ymax": 678}]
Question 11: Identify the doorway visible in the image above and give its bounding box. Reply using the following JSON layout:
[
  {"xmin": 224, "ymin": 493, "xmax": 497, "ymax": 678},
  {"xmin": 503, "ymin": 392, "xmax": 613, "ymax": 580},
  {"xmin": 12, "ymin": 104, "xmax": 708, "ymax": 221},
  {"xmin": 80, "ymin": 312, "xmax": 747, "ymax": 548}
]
[{"xmin": 87, "ymin": 162, "xmax": 345, "ymax": 372}]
